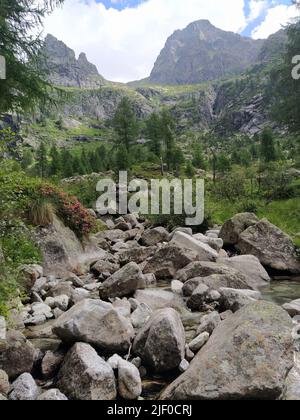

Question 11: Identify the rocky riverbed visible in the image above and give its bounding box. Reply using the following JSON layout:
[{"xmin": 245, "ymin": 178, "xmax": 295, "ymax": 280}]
[{"xmin": 0, "ymin": 212, "xmax": 300, "ymax": 401}]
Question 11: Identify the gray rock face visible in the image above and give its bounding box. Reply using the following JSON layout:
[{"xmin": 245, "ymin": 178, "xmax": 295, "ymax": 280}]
[
  {"xmin": 37, "ymin": 389, "xmax": 68, "ymax": 401},
  {"xmin": 99, "ymin": 262, "xmax": 145, "ymax": 300},
  {"xmin": 219, "ymin": 213, "xmax": 259, "ymax": 246},
  {"xmin": 57, "ymin": 343, "xmax": 116, "ymax": 400},
  {"xmin": 9, "ymin": 373, "xmax": 39, "ymax": 401},
  {"xmin": 42, "ymin": 34, "xmax": 105, "ymax": 89},
  {"xmin": 217, "ymin": 255, "xmax": 270, "ymax": 289},
  {"xmin": 133, "ymin": 309, "xmax": 185, "ymax": 373},
  {"xmin": 160, "ymin": 301, "xmax": 294, "ymax": 400},
  {"xmin": 150, "ymin": 20, "xmax": 263, "ymax": 85},
  {"xmin": 237, "ymin": 219, "xmax": 300, "ymax": 273},
  {"xmin": 0, "ymin": 331, "xmax": 36, "ymax": 379},
  {"xmin": 53, "ymin": 299, "xmax": 134, "ymax": 353},
  {"xmin": 143, "ymin": 245, "xmax": 198, "ymax": 280},
  {"xmin": 219, "ymin": 288, "xmax": 262, "ymax": 312},
  {"xmin": 118, "ymin": 359, "xmax": 142, "ymax": 400}
]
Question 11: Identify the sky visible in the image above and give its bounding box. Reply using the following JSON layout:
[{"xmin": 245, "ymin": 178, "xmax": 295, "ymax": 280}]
[{"xmin": 43, "ymin": 0, "xmax": 299, "ymax": 82}]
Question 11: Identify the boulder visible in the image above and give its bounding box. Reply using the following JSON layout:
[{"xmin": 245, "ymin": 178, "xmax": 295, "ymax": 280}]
[
  {"xmin": 140, "ymin": 227, "xmax": 170, "ymax": 247},
  {"xmin": 99, "ymin": 262, "xmax": 145, "ymax": 300},
  {"xmin": 116, "ymin": 247, "xmax": 156, "ymax": 265},
  {"xmin": 57, "ymin": 343, "xmax": 117, "ymax": 400},
  {"xmin": 170, "ymin": 232, "xmax": 218, "ymax": 262},
  {"xmin": 112, "ymin": 298, "xmax": 131, "ymax": 318},
  {"xmin": 186, "ymin": 284, "xmax": 210, "ymax": 311},
  {"xmin": 219, "ymin": 213, "xmax": 259, "ymax": 246},
  {"xmin": 171, "ymin": 280, "xmax": 184, "ymax": 295},
  {"xmin": 0, "ymin": 317, "xmax": 6, "ymax": 340},
  {"xmin": 237, "ymin": 219, "xmax": 300, "ymax": 273},
  {"xmin": 219, "ymin": 288, "xmax": 262, "ymax": 312},
  {"xmin": 143, "ymin": 245, "xmax": 198, "ymax": 280},
  {"xmin": 188, "ymin": 332, "xmax": 210, "ymax": 353},
  {"xmin": 41, "ymin": 351, "xmax": 64, "ymax": 379},
  {"xmin": 134, "ymin": 289, "xmax": 185, "ymax": 313},
  {"xmin": 131, "ymin": 303, "xmax": 153, "ymax": 329},
  {"xmin": 160, "ymin": 301, "xmax": 294, "ymax": 400},
  {"xmin": 0, "ymin": 370, "xmax": 9, "ymax": 396},
  {"xmin": 71, "ymin": 288, "xmax": 90, "ymax": 304},
  {"xmin": 91, "ymin": 260, "xmax": 120, "ymax": 276},
  {"xmin": 133, "ymin": 309, "xmax": 185, "ymax": 373},
  {"xmin": 177, "ymin": 261, "xmax": 251, "ymax": 288},
  {"xmin": 37, "ymin": 389, "xmax": 68, "ymax": 400},
  {"xmin": 179, "ymin": 359, "xmax": 190, "ymax": 372},
  {"xmin": 53, "ymin": 299, "xmax": 134, "ymax": 353},
  {"xmin": 281, "ymin": 354, "xmax": 300, "ymax": 400},
  {"xmin": 182, "ymin": 273, "xmax": 250, "ymax": 297},
  {"xmin": 282, "ymin": 299, "xmax": 300, "ymax": 317},
  {"xmin": 170, "ymin": 227, "xmax": 193, "ymax": 238},
  {"xmin": 0, "ymin": 331, "xmax": 36, "ymax": 379},
  {"xmin": 193, "ymin": 233, "xmax": 224, "ymax": 251},
  {"xmin": 197, "ymin": 311, "xmax": 221, "ymax": 335},
  {"xmin": 19, "ymin": 264, "xmax": 43, "ymax": 293},
  {"xmin": 217, "ymin": 255, "xmax": 270, "ymax": 289},
  {"xmin": 9, "ymin": 373, "xmax": 39, "ymax": 401},
  {"xmin": 118, "ymin": 359, "xmax": 142, "ymax": 400}
]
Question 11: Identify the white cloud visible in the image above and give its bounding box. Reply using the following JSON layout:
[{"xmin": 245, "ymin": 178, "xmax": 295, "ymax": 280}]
[
  {"xmin": 43, "ymin": 0, "xmax": 247, "ymax": 82},
  {"xmin": 247, "ymin": 0, "xmax": 269, "ymax": 22},
  {"xmin": 252, "ymin": 3, "xmax": 299, "ymax": 39}
]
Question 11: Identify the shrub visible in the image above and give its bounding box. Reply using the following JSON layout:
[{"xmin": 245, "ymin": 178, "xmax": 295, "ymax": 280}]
[
  {"xmin": 28, "ymin": 197, "xmax": 55, "ymax": 227},
  {"xmin": 237, "ymin": 199, "xmax": 259, "ymax": 214}
]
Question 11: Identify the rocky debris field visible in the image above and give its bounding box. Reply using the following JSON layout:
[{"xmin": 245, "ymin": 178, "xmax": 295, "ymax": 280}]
[{"xmin": 0, "ymin": 212, "xmax": 300, "ymax": 401}]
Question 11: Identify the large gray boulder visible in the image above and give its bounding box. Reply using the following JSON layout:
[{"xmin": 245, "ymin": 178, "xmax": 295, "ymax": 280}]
[
  {"xmin": 160, "ymin": 301, "xmax": 293, "ymax": 400},
  {"xmin": 118, "ymin": 359, "xmax": 142, "ymax": 400},
  {"xmin": 140, "ymin": 227, "xmax": 170, "ymax": 247},
  {"xmin": 219, "ymin": 213, "xmax": 259, "ymax": 246},
  {"xmin": 57, "ymin": 343, "xmax": 116, "ymax": 400},
  {"xmin": 99, "ymin": 262, "xmax": 145, "ymax": 300},
  {"xmin": 217, "ymin": 255, "xmax": 270, "ymax": 289},
  {"xmin": 0, "ymin": 370, "xmax": 10, "ymax": 396},
  {"xmin": 237, "ymin": 219, "xmax": 300, "ymax": 273},
  {"xmin": 134, "ymin": 289, "xmax": 185, "ymax": 313},
  {"xmin": 170, "ymin": 232, "xmax": 218, "ymax": 262},
  {"xmin": 9, "ymin": 373, "xmax": 39, "ymax": 401},
  {"xmin": 219, "ymin": 287, "xmax": 262, "ymax": 312},
  {"xmin": 143, "ymin": 245, "xmax": 198, "ymax": 280},
  {"xmin": 116, "ymin": 246, "xmax": 156, "ymax": 265},
  {"xmin": 53, "ymin": 299, "xmax": 134, "ymax": 353},
  {"xmin": 282, "ymin": 299, "xmax": 300, "ymax": 317},
  {"xmin": 133, "ymin": 309, "xmax": 185, "ymax": 373},
  {"xmin": 0, "ymin": 331, "xmax": 36, "ymax": 379},
  {"xmin": 176, "ymin": 261, "xmax": 251, "ymax": 288},
  {"xmin": 281, "ymin": 354, "xmax": 300, "ymax": 400},
  {"xmin": 37, "ymin": 389, "xmax": 68, "ymax": 401}
]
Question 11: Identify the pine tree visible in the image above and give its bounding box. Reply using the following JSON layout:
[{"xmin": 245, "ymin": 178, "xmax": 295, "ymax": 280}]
[
  {"xmin": 49, "ymin": 145, "xmax": 61, "ymax": 176},
  {"xmin": 160, "ymin": 108, "xmax": 176, "ymax": 169},
  {"xmin": 260, "ymin": 128, "xmax": 276, "ymax": 163},
  {"xmin": 115, "ymin": 145, "xmax": 130, "ymax": 171},
  {"xmin": 217, "ymin": 153, "xmax": 231, "ymax": 174},
  {"xmin": 185, "ymin": 161, "xmax": 195, "ymax": 178},
  {"xmin": 21, "ymin": 149, "xmax": 33, "ymax": 170},
  {"xmin": 36, "ymin": 143, "xmax": 48, "ymax": 178},
  {"xmin": 146, "ymin": 112, "xmax": 162, "ymax": 157},
  {"xmin": 113, "ymin": 97, "xmax": 138, "ymax": 151},
  {"xmin": 192, "ymin": 144, "xmax": 207, "ymax": 169},
  {"xmin": 0, "ymin": 1, "xmax": 64, "ymax": 114},
  {"xmin": 61, "ymin": 150, "xmax": 74, "ymax": 178}
]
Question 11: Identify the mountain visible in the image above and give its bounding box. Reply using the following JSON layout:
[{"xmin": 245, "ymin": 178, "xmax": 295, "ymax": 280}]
[
  {"xmin": 42, "ymin": 34, "xmax": 106, "ymax": 89},
  {"xmin": 149, "ymin": 20, "xmax": 264, "ymax": 85}
]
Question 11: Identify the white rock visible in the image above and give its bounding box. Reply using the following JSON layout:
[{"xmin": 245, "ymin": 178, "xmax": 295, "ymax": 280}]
[
  {"xmin": 179, "ymin": 359, "xmax": 190, "ymax": 372},
  {"xmin": 9, "ymin": 373, "xmax": 39, "ymax": 401},
  {"xmin": 37, "ymin": 389, "xmax": 68, "ymax": 400},
  {"xmin": 189, "ymin": 332, "xmax": 210, "ymax": 353},
  {"xmin": 171, "ymin": 232, "xmax": 218, "ymax": 261},
  {"xmin": 171, "ymin": 280, "xmax": 184, "ymax": 295},
  {"xmin": 107, "ymin": 354, "xmax": 123, "ymax": 370},
  {"xmin": 118, "ymin": 359, "xmax": 142, "ymax": 400},
  {"xmin": 131, "ymin": 303, "xmax": 153, "ymax": 329},
  {"xmin": 53, "ymin": 295, "xmax": 69, "ymax": 311},
  {"xmin": 71, "ymin": 288, "xmax": 90, "ymax": 304},
  {"xmin": 0, "ymin": 316, "xmax": 6, "ymax": 340}
]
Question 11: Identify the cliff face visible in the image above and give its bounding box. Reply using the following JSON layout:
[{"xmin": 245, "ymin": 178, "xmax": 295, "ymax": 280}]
[
  {"xmin": 149, "ymin": 20, "xmax": 264, "ymax": 85},
  {"xmin": 42, "ymin": 34, "xmax": 106, "ymax": 89}
]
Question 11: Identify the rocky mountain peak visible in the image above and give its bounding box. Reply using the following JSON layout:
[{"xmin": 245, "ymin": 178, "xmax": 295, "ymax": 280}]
[
  {"xmin": 42, "ymin": 34, "xmax": 106, "ymax": 89},
  {"xmin": 149, "ymin": 19, "xmax": 264, "ymax": 85}
]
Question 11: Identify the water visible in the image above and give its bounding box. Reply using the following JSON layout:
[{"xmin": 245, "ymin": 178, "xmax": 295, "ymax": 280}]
[{"xmin": 260, "ymin": 277, "xmax": 300, "ymax": 306}]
